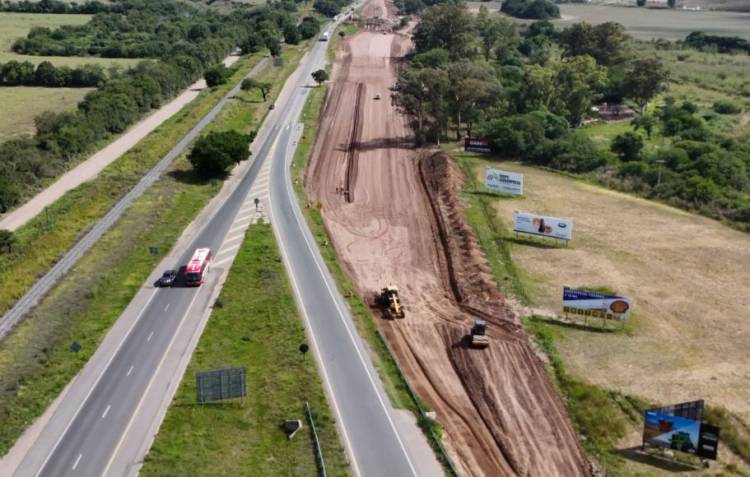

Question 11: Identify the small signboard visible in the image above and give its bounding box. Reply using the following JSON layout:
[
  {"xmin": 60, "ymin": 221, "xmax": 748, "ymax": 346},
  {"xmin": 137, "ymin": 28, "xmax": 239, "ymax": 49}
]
[
  {"xmin": 643, "ymin": 401, "xmax": 720, "ymax": 460},
  {"xmin": 513, "ymin": 211, "xmax": 572, "ymax": 241},
  {"xmin": 464, "ymin": 137, "xmax": 493, "ymax": 153},
  {"xmin": 196, "ymin": 367, "xmax": 246, "ymax": 403},
  {"xmin": 563, "ymin": 287, "xmax": 632, "ymax": 321},
  {"xmin": 485, "ymin": 168, "xmax": 523, "ymax": 195}
]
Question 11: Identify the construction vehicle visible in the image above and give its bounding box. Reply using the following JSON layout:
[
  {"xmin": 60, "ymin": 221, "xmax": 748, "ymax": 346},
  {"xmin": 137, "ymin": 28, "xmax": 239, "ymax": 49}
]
[
  {"xmin": 470, "ymin": 320, "xmax": 489, "ymax": 348},
  {"xmin": 378, "ymin": 285, "xmax": 405, "ymax": 319}
]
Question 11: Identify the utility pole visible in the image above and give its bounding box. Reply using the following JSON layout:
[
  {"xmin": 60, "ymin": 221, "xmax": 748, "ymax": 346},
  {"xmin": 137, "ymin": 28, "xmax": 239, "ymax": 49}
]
[{"xmin": 656, "ymin": 160, "xmax": 665, "ymax": 187}]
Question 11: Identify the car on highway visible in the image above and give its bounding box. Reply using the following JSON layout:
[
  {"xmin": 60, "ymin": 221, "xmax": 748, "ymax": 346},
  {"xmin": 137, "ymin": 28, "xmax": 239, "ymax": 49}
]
[
  {"xmin": 156, "ymin": 270, "xmax": 178, "ymax": 287},
  {"xmin": 374, "ymin": 94, "xmax": 381, "ymax": 100}
]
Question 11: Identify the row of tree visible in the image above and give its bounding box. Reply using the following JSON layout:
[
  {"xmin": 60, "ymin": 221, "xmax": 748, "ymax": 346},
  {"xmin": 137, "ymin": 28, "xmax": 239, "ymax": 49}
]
[
  {"xmin": 0, "ymin": 0, "xmax": 306, "ymax": 214},
  {"xmin": 0, "ymin": 60, "xmax": 105, "ymax": 87},
  {"xmin": 314, "ymin": 0, "xmax": 351, "ymax": 18},
  {"xmin": 393, "ymin": 2, "xmax": 750, "ymax": 229},
  {"xmin": 500, "ymin": 0, "xmax": 559, "ymax": 20},
  {"xmin": 0, "ymin": 0, "xmax": 112, "ymax": 14}
]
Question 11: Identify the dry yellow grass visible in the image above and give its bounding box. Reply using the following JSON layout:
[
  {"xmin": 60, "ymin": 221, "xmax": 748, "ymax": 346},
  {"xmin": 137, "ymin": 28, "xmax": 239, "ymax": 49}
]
[
  {"xmin": 0, "ymin": 86, "xmax": 92, "ymax": 139},
  {"xmin": 481, "ymin": 161, "xmax": 750, "ymax": 423}
]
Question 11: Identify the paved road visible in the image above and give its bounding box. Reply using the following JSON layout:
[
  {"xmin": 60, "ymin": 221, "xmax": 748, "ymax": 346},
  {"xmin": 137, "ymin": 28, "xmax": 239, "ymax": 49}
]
[
  {"xmin": 0, "ymin": 57, "xmax": 269, "ymax": 342},
  {"xmin": 14, "ymin": 8, "xmax": 435, "ymax": 477}
]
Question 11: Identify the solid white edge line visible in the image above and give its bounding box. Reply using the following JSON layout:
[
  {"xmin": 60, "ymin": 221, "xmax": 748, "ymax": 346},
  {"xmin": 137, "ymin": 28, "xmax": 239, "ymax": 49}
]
[
  {"xmin": 71, "ymin": 454, "xmax": 82, "ymax": 471},
  {"xmin": 34, "ymin": 289, "xmax": 159, "ymax": 477},
  {"xmin": 100, "ymin": 285, "xmax": 205, "ymax": 476}
]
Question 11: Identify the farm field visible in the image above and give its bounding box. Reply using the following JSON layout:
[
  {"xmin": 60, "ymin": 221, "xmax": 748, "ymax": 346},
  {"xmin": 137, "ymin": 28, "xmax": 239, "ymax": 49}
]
[
  {"xmin": 466, "ymin": 2, "xmax": 750, "ymax": 40},
  {"xmin": 467, "ymin": 159, "xmax": 750, "ymax": 425},
  {"xmin": 0, "ymin": 86, "xmax": 92, "ymax": 139},
  {"xmin": 0, "ymin": 12, "xmax": 140, "ymax": 67}
]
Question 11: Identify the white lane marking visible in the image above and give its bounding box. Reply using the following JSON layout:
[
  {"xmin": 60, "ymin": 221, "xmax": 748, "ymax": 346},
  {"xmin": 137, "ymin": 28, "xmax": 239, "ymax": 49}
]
[
  {"xmin": 272, "ymin": 127, "xmax": 418, "ymax": 476},
  {"xmin": 102, "ymin": 405, "xmax": 111, "ymax": 419},
  {"xmin": 212, "ymin": 255, "xmax": 237, "ymax": 269},
  {"xmin": 146, "ymin": 331, "xmax": 154, "ymax": 342},
  {"xmin": 164, "ymin": 303, "xmax": 170, "ymax": 312},
  {"xmin": 71, "ymin": 454, "xmax": 82, "ymax": 471},
  {"xmin": 35, "ymin": 289, "xmax": 159, "ymax": 477},
  {"xmin": 126, "ymin": 366, "xmax": 134, "ymax": 377},
  {"xmin": 223, "ymin": 233, "xmax": 244, "ymax": 245},
  {"xmin": 101, "ymin": 280, "xmax": 205, "ymax": 476},
  {"xmin": 228, "ymin": 223, "xmax": 249, "ymax": 235},
  {"xmin": 216, "ymin": 243, "xmax": 242, "ymax": 258}
]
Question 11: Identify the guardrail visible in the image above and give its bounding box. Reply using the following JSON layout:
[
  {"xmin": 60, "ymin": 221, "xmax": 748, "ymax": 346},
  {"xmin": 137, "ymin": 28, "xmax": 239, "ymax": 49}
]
[
  {"xmin": 375, "ymin": 330, "xmax": 460, "ymax": 477},
  {"xmin": 305, "ymin": 400, "xmax": 327, "ymax": 477}
]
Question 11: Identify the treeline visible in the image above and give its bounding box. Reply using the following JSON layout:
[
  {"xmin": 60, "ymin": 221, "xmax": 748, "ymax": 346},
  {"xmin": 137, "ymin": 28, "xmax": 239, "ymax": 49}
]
[
  {"xmin": 0, "ymin": 0, "xmax": 112, "ymax": 14},
  {"xmin": 314, "ymin": 0, "xmax": 350, "ymax": 18},
  {"xmin": 0, "ymin": 60, "xmax": 104, "ymax": 87},
  {"xmin": 0, "ymin": 0, "xmax": 309, "ymax": 213},
  {"xmin": 393, "ymin": 3, "xmax": 750, "ymax": 229},
  {"xmin": 684, "ymin": 32, "xmax": 750, "ymax": 54}
]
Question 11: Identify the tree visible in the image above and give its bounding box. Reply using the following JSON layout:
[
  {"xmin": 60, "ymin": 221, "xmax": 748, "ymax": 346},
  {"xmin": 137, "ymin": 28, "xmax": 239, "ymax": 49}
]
[
  {"xmin": 311, "ymin": 69, "xmax": 328, "ymax": 86},
  {"xmin": 611, "ymin": 132, "xmax": 644, "ymax": 161},
  {"xmin": 622, "ymin": 58, "xmax": 669, "ymax": 113},
  {"xmin": 444, "ymin": 61, "xmax": 498, "ymax": 139},
  {"xmin": 283, "ymin": 24, "xmax": 300, "ymax": 45},
  {"xmin": 204, "ymin": 64, "xmax": 231, "ymax": 87},
  {"xmin": 476, "ymin": 10, "xmax": 519, "ymax": 62},
  {"xmin": 265, "ymin": 36, "xmax": 282, "ymax": 57},
  {"xmin": 636, "ymin": 0, "xmax": 646, "ymax": 6},
  {"xmin": 501, "ymin": 0, "xmax": 559, "ymax": 20},
  {"xmin": 392, "ymin": 67, "xmax": 450, "ymax": 144},
  {"xmin": 189, "ymin": 131, "xmax": 253, "ymax": 177},
  {"xmin": 559, "ymin": 22, "xmax": 629, "ymax": 66},
  {"xmin": 553, "ymin": 55, "xmax": 607, "ymax": 126},
  {"xmin": 412, "ymin": 3, "xmax": 477, "ymax": 59},
  {"xmin": 313, "ymin": 0, "xmax": 340, "ymax": 17},
  {"xmin": 667, "ymin": 0, "xmax": 676, "ymax": 7},
  {"xmin": 298, "ymin": 16, "xmax": 320, "ymax": 40},
  {"xmin": 0, "ymin": 176, "xmax": 20, "ymax": 213},
  {"xmin": 0, "ymin": 229, "xmax": 15, "ymax": 254},
  {"xmin": 631, "ymin": 114, "xmax": 657, "ymax": 139},
  {"xmin": 241, "ymin": 78, "xmax": 272, "ymax": 101}
]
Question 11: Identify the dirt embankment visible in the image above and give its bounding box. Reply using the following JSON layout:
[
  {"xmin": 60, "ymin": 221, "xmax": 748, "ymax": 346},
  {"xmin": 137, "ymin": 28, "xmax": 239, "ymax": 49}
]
[{"xmin": 305, "ymin": 1, "xmax": 591, "ymax": 474}]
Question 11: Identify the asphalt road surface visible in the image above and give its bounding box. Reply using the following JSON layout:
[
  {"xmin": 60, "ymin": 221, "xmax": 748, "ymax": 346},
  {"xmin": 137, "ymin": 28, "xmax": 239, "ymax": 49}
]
[{"xmin": 16, "ymin": 9, "xmax": 431, "ymax": 477}]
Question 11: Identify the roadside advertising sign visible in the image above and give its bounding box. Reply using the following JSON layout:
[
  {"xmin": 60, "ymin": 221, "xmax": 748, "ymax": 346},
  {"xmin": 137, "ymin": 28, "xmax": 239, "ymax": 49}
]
[
  {"xmin": 643, "ymin": 405, "xmax": 720, "ymax": 460},
  {"xmin": 464, "ymin": 137, "xmax": 493, "ymax": 153},
  {"xmin": 562, "ymin": 287, "xmax": 632, "ymax": 321},
  {"xmin": 485, "ymin": 168, "xmax": 524, "ymax": 195},
  {"xmin": 513, "ymin": 211, "xmax": 572, "ymax": 241}
]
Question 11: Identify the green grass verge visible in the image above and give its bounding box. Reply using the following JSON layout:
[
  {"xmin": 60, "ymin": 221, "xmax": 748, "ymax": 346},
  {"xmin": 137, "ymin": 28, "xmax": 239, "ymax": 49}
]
[
  {"xmin": 0, "ymin": 43, "xmax": 313, "ymax": 456},
  {"xmin": 0, "ymin": 54, "xmax": 262, "ymax": 318},
  {"xmin": 140, "ymin": 224, "xmax": 349, "ymax": 477}
]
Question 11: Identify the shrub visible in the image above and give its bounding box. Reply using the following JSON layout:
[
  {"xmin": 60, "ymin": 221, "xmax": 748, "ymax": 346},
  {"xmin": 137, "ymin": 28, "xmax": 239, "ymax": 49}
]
[
  {"xmin": 188, "ymin": 130, "xmax": 254, "ymax": 177},
  {"xmin": 501, "ymin": 0, "xmax": 560, "ymax": 20},
  {"xmin": 713, "ymin": 100, "xmax": 742, "ymax": 115},
  {"xmin": 204, "ymin": 64, "xmax": 231, "ymax": 87}
]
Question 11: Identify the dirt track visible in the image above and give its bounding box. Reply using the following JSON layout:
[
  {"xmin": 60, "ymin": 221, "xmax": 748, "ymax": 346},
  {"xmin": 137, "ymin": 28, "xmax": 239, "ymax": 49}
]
[{"xmin": 305, "ymin": 1, "xmax": 591, "ymax": 475}]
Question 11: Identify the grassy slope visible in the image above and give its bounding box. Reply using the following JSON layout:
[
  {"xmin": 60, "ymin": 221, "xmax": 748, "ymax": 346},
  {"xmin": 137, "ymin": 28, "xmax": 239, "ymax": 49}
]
[
  {"xmin": 0, "ymin": 42, "xmax": 312, "ymax": 455},
  {"xmin": 447, "ymin": 144, "xmax": 750, "ymax": 476},
  {"xmin": 140, "ymin": 225, "xmax": 349, "ymax": 477},
  {"xmin": 0, "ymin": 86, "xmax": 92, "ymax": 139}
]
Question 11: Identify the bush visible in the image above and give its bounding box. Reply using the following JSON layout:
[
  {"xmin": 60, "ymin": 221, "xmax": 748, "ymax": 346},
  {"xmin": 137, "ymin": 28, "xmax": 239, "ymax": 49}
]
[
  {"xmin": 713, "ymin": 100, "xmax": 742, "ymax": 115},
  {"xmin": 298, "ymin": 16, "xmax": 321, "ymax": 40},
  {"xmin": 501, "ymin": 0, "xmax": 560, "ymax": 19},
  {"xmin": 611, "ymin": 132, "xmax": 644, "ymax": 162},
  {"xmin": 204, "ymin": 64, "xmax": 231, "ymax": 87},
  {"xmin": 188, "ymin": 131, "xmax": 254, "ymax": 178}
]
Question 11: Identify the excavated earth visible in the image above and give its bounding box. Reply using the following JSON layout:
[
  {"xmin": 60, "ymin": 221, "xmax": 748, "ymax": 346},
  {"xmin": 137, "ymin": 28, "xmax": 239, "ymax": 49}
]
[{"xmin": 305, "ymin": 1, "xmax": 592, "ymax": 475}]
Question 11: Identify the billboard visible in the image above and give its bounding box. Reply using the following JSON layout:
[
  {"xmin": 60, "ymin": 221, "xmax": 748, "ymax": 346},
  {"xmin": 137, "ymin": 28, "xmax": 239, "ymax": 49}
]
[
  {"xmin": 464, "ymin": 137, "xmax": 493, "ymax": 153},
  {"xmin": 513, "ymin": 212, "xmax": 572, "ymax": 241},
  {"xmin": 563, "ymin": 287, "xmax": 632, "ymax": 321},
  {"xmin": 485, "ymin": 168, "xmax": 523, "ymax": 195},
  {"xmin": 643, "ymin": 406, "xmax": 720, "ymax": 460},
  {"xmin": 196, "ymin": 367, "xmax": 246, "ymax": 403}
]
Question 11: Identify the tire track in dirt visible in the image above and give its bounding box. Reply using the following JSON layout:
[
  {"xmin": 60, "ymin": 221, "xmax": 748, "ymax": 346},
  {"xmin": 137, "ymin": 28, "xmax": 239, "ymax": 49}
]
[{"xmin": 344, "ymin": 83, "xmax": 366, "ymax": 203}]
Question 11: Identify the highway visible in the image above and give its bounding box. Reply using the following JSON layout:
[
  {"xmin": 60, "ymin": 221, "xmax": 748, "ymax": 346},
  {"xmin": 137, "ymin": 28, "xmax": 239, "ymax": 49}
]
[{"xmin": 11, "ymin": 8, "xmax": 437, "ymax": 477}]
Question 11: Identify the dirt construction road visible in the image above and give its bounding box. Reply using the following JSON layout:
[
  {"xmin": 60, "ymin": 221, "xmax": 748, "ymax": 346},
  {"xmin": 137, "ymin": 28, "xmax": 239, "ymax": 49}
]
[{"xmin": 305, "ymin": 1, "xmax": 591, "ymax": 475}]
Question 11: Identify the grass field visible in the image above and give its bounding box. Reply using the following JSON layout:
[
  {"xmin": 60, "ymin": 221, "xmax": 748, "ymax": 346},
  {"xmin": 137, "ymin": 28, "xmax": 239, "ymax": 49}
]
[
  {"xmin": 466, "ymin": 2, "xmax": 750, "ymax": 40},
  {"xmin": 0, "ymin": 12, "xmax": 140, "ymax": 67},
  {"xmin": 447, "ymin": 145, "xmax": 750, "ymax": 475},
  {"xmin": 0, "ymin": 86, "xmax": 92, "ymax": 139},
  {"xmin": 140, "ymin": 224, "xmax": 349, "ymax": 477}
]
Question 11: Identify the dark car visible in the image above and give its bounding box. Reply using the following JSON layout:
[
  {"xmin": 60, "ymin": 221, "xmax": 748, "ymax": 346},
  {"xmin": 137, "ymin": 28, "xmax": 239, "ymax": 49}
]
[{"xmin": 157, "ymin": 270, "xmax": 178, "ymax": 287}]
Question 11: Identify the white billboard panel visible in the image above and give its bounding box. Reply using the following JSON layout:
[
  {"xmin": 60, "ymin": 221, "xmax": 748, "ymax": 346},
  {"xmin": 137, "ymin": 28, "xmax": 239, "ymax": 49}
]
[
  {"xmin": 485, "ymin": 168, "xmax": 524, "ymax": 195},
  {"xmin": 513, "ymin": 211, "xmax": 572, "ymax": 241}
]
